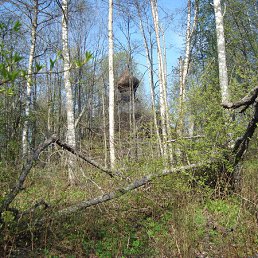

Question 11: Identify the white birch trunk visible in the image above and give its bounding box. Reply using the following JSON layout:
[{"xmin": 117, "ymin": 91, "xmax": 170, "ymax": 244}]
[
  {"xmin": 178, "ymin": 0, "xmax": 198, "ymax": 136},
  {"xmin": 182, "ymin": 0, "xmax": 192, "ymax": 89},
  {"xmin": 178, "ymin": 56, "xmax": 184, "ymax": 136},
  {"xmin": 135, "ymin": 0, "xmax": 163, "ymax": 155},
  {"xmin": 213, "ymin": 0, "xmax": 229, "ymax": 104},
  {"xmin": 150, "ymin": 0, "xmax": 168, "ymax": 159},
  {"xmin": 22, "ymin": 0, "xmax": 38, "ymax": 158},
  {"xmin": 101, "ymin": 82, "xmax": 108, "ymax": 168},
  {"xmin": 108, "ymin": 0, "xmax": 116, "ymax": 168},
  {"xmin": 62, "ymin": 0, "xmax": 76, "ymax": 184}
]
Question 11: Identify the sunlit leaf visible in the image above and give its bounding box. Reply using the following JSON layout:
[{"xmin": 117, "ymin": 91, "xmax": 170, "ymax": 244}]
[{"xmin": 13, "ymin": 21, "xmax": 22, "ymax": 32}]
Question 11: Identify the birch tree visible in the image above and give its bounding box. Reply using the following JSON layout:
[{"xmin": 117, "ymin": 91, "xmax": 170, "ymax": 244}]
[
  {"xmin": 178, "ymin": 0, "xmax": 198, "ymax": 136},
  {"xmin": 134, "ymin": 0, "xmax": 163, "ymax": 155},
  {"xmin": 213, "ymin": 0, "xmax": 229, "ymax": 104},
  {"xmin": 22, "ymin": 0, "xmax": 38, "ymax": 158},
  {"xmin": 62, "ymin": 0, "xmax": 76, "ymax": 184},
  {"xmin": 108, "ymin": 0, "xmax": 116, "ymax": 168},
  {"xmin": 150, "ymin": 0, "xmax": 169, "ymax": 159}
]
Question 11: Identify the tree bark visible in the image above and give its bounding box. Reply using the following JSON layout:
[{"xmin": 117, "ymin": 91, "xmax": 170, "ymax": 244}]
[
  {"xmin": 135, "ymin": 0, "xmax": 163, "ymax": 155},
  {"xmin": 178, "ymin": 0, "xmax": 199, "ymax": 136},
  {"xmin": 56, "ymin": 162, "xmax": 207, "ymax": 217},
  {"xmin": 61, "ymin": 0, "xmax": 76, "ymax": 184},
  {"xmin": 22, "ymin": 0, "xmax": 38, "ymax": 158},
  {"xmin": 213, "ymin": 0, "xmax": 229, "ymax": 104},
  {"xmin": 150, "ymin": 0, "xmax": 169, "ymax": 160},
  {"xmin": 222, "ymin": 86, "xmax": 258, "ymax": 164},
  {"xmin": 108, "ymin": 0, "xmax": 116, "ymax": 168}
]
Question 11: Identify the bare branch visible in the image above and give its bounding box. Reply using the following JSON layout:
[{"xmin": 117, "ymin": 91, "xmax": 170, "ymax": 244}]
[
  {"xmin": 0, "ymin": 135, "xmax": 58, "ymax": 214},
  {"xmin": 222, "ymin": 86, "xmax": 258, "ymax": 164},
  {"xmin": 55, "ymin": 139, "xmax": 124, "ymax": 178},
  {"xmin": 222, "ymin": 86, "xmax": 258, "ymax": 110},
  {"xmin": 56, "ymin": 162, "xmax": 209, "ymax": 217}
]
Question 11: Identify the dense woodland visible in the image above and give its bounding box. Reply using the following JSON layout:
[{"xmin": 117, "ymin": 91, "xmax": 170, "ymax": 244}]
[{"xmin": 0, "ymin": 0, "xmax": 257, "ymax": 256}]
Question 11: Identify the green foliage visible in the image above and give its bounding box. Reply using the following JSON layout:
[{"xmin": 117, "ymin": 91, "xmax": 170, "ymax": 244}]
[
  {"xmin": 13, "ymin": 21, "xmax": 21, "ymax": 32},
  {"xmin": 0, "ymin": 21, "xmax": 23, "ymax": 95},
  {"xmin": 206, "ymin": 199, "xmax": 239, "ymax": 228},
  {"xmin": 34, "ymin": 62, "xmax": 44, "ymax": 73},
  {"xmin": 1, "ymin": 211, "xmax": 15, "ymax": 224},
  {"xmin": 49, "ymin": 58, "xmax": 56, "ymax": 71},
  {"xmin": 74, "ymin": 51, "xmax": 93, "ymax": 68}
]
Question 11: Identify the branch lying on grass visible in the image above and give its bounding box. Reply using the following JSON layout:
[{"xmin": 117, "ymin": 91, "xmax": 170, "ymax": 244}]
[
  {"xmin": 56, "ymin": 162, "xmax": 209, "ymax": 217},
  {"xmin": 0, "ymin": 135, "xmax": 58, "ymax": 214},
  {"xmin": 0, "ymin": 135, "xmax": 125, "ymax": 218},
  {"xmin": 55, "ymin": 139, "xmax": 124, "ymax": 178},
  {"xmin": 222, "ymin": 86, "xmax": 258, "ymax": 164}
]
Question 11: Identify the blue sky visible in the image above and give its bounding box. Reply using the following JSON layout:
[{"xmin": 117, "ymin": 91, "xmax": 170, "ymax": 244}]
[{"xmin": 128, "ymin": 0, "xmax": 187, "ymax": 97}]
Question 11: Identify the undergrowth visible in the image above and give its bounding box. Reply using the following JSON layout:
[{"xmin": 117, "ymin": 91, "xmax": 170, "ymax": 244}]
[{"xmin": 0, "ymin": 156, "xmax": 257, "ymax": 257}]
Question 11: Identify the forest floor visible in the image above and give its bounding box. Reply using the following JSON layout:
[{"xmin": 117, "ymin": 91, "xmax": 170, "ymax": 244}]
[{"xmin": 0, "ymin": 153, "xmax": 258, "ymax": 257}]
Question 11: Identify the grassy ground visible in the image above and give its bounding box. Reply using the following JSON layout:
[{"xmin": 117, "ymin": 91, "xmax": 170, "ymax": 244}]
[{"xmin": 0, "ymin": 155, "xmax": 257, "ymax": 257}]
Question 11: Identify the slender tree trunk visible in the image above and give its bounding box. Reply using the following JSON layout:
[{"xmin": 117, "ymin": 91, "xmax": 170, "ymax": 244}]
[
  {"xmin": 136, "ymin": 3, "xmax": 162, "ymax": 155},
  {"xmin": 213, "ymin": 0, "xmax": 229, "ymax": 104},
  {"xmin": 178, "ymin": 56, "xmax": 184, "ymax": 137},
  {"xmin": 150, "ymin": 0, "xmax": 168, "ymax": 160},
  {"xmin": 108, "ymin": 0, "xmax": 116, "ymax": 168},
  {"xmin": 22, "ymin": 0, "xmax": 38, "ymax": 158},
  {"xmin": 178, "ymin": 0, "xmax": 198, "ymax": 136},
  {"xmin": 101, "ymin": 79, "xmax": 108, "ymax": 168},
  {"xmin": 62, "ymin": 0, "xmax": 76, "ymax": 185},
  {"xmin": 161, "ymin": 25, "xmax": 174, "ymax": 162}
]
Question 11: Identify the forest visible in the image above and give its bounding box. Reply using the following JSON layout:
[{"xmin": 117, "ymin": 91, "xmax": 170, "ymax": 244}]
[{"xmin": 0, "ymin": 0, "xmax": 257, "ymax": 256}]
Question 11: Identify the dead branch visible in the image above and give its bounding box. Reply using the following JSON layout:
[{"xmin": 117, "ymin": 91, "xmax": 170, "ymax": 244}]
[
  {"xmin": 233, "ymin": 103, "xmax": 258, "ymax": 164},
  {"xmin": 222, "ymin": 86, "xmax": 258, "ymax": 111},
  {"xmin": 222, "ymin": 86, "xmax": 258, "ymax": 164},
  {"xmin": 55, "ymin": 139, "xmax": 124, "ymax": 178},
  {"xmin": 0, "ymin": 135, "xmax": 58, "ymax": 214},
  {"xmin": 56, "ymin": 162, "xmax": 208, "ymax": 217}
]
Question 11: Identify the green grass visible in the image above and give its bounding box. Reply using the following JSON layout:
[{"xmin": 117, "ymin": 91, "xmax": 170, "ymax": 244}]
[{"xmin": 0, "ymin": 156, "xmax": 258, "ymax": 257}]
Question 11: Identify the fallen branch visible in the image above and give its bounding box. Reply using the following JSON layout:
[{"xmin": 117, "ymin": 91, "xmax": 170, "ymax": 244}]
[
  {"xmin": 233, "ymin": 103, "xmax": 258, "ymax": 164},
  {"xmin": 56, "ymin": 162, "xmax": 208, "ymax": 217},
  {"xmin": 222, "ymin": 86, "xmax": 258, "ymax": 164},
  {"xmin": 55, "ymin": 139, "xmax": 123, "ymax": 178},
  {"xmin": 0, "ymin": 135, "xmax": 58, "ymax": 214},
  {"xmin": 222, "ymin": 86, "xmax": 258, "ymax": 111}
]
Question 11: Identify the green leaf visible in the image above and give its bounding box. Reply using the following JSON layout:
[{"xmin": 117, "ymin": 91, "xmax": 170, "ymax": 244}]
[
  {"xmin": 1, "ymin": 67, "xmax": 8, "ymax": 79},
  {"xmin": 35, "ymin": 62, "xmax": 44, "ymax": 73},
  {"xmin": 20, "ymin": 70, "xmax": 27, "ymax": 78},
  {"xmin": 56, "ymin": 50, "xmax": 62, "ymax": 59},
  {"xmin": 85, "ymin": 51, "xmax": 93, "ymax": 63},
  {"xmin": 13, "ymin": 52, "xmax": 23, "ymax": 63},
  {"xmin": 13, "ymin": 21, "xmax": 22, "ymax": 32},
  {"xmin": 8, "ymin": 70, "xmax": 19, "ymax": 81},
  {"xmin": 74, "ymin": 59, "xmax": 84, "ymax": 68},
  {"xmin": 6, "ymin": 87, "xmax": 14, "ymax": 96},
  {"xmin": 50, "ymin": 58, "xmax": 56, "ymax": 71}
]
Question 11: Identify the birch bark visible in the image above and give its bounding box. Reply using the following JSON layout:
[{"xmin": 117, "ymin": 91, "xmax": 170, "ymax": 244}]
[
  {"xmin": 62, "ymin": 0, "xmax": 76, "ymax": 184},
  {"xmin": 150, "ymin": 0, "xmax": 168, "ymax": 159},
  {"xmin": 108, "ymin": 0, "xmax": 116, "ymax": 168},
  {"xmin": 178, "ymin": 0, "xmax": 198, "ymax": 136},
  {"xmin": 213, "ymin": 0, "xmax": 229, "ymax": 104},
  {"xmin": 22, "ymin": 0, "xmax": 38, "ymax": 158},
  {"xmin": 136, "ymin": 2, "xmax": 163, "ymax": 155}
]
